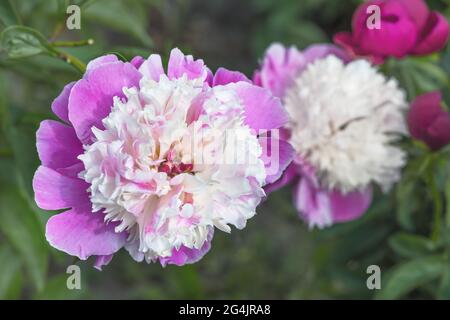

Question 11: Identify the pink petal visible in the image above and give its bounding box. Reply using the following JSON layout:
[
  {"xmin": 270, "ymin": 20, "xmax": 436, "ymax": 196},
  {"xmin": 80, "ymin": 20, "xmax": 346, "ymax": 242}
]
[
  {"xmin": 33, "ymin": 166, "xmax": 89, "ymax": 210},
  {"xmin": 358, "ymin": 1, "xmax": 418, "ymax": 58},
  {"xmin": 408, "ymin": 91, "xmax": 450, "ymax": 150},
  {"xmin": 230, "ymin": 82, "xmax": 288, "ymax": 130},
  {"xmin": 85, "ymin": 54, "xmax": 119, "ymax": 74},
  {"xmin": 408, "ymin": 91, "xmax": 443, "ymax": 139},
  {"xmin": 294, "ymin": 177, "xmax": 372, "ymax": 228},
  {"xmin": 212, "ymin": 67, "xmax": 250, "ymax": 86},
  {"xmin": 94, "ymin": 255, "xmax": 114, "ymax": 271},
  {"xmin": 56, "ymin": 162, "xmax": 85, "ymax": 179},
  {"xmin": 138, "ymin": 54, "xmax": 165, "ymax": 81},
  {"xmin": 51, "ymin": 82, "xmax": 75, "ymax": 123},
  {"xmin": 256, "ymin": 43, "xmax": 306, "ymax": 98},
  {"xmin": 130, "ymin": 56, "xmax": 145, "ymax": 69},
  {"xmin": 46, "ymin": 206, "xmax": 127, "ymax": 260},
  {"xmin": 395, "ymin": 0, "xmax": 429, "ymax": 31},
  {"xmin": 36, "ymin": 120, "xmax": 83, "ymax": 170},
  {"xmin": 426, "ymin": 115, "xmax": 450, "ymax": 151},
  {"xmin": 186, "ymin": 91, "xmax": 210, "ymax": 125},
  {"xmin": 303, "ymin": 44, "xmax": 351, "ymax": 63},
  {"xmin": 294, "ymin": 178, "xmax": 332, "ymax": 228},
  {"xmin": 68, "ymin": 62, "xmax": 141, "ymax": 144},
  {"xmin": 413, "ymin": 12, "xmax": 450, "ymax": 55},
  {"xmin": 259, "ymin": 135, "xmax": 295, "ymax": 184},
  {"xmin": 328, "ymin": 187, "xmax": 373, "ymax": 223},
  {"xmin": 159, "ymin": 229, "xmax": 214, "ymax": 267},
  {"xmin": 167, "ymin": 48, "xmax": 207, "ymax": 80},
  {"xmin": 333, "ymin": 32, "xmax": 358, "ymax": 56},
  {"xmin": 264, "ymin": 162, "xmax": 299, "ymax": 194}
]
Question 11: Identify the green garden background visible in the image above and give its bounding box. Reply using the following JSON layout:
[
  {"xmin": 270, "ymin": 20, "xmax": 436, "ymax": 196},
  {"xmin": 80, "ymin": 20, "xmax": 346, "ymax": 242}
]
[{"xmin": 0, "ymin": 0, "xmax": 450, "ymax": 299}]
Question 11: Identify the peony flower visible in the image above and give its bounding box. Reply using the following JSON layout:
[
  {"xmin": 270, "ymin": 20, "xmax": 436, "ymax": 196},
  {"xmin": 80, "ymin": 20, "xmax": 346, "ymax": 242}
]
[
  {"xmin": 408, "ymin": 91, "xmax": 450, "ymax": 151},
  {"xmin": 256, "ymin": 43, "xmax": 408, "ymax": 228},
  {"xmin": 334, "ymin": 0, "xmax": 449, "ymax": 64},
  {"xmin": 33, "ymin": 48, "xmax": 293, "ymax": 269}
]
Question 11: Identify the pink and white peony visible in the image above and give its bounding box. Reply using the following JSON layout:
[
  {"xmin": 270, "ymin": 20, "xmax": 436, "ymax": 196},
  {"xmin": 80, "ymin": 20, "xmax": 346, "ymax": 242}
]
[
  {"xmin": 33, "ymin": 49, "xmax": 293, "ymax": 268},
  {"xmin": 255, "ymin": 44, "xmax": 408, "ymax": 228}
]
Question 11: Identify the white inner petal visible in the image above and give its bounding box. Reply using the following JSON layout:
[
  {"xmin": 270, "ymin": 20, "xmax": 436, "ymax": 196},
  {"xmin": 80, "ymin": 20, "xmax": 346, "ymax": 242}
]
[{"xmin": 285, "ymin": 55, "xmax": 408, "ymax": 193}]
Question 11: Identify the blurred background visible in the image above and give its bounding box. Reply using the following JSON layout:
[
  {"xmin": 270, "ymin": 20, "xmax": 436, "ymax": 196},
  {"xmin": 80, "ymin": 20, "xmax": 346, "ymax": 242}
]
[{"xmin": 0, "ymin": 0, "xmax": 450, "ymax": 299}]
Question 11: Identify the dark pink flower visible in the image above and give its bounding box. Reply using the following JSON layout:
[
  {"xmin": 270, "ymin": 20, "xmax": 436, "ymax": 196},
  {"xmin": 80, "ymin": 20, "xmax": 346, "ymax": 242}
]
[
  {"xmin": 334, "ymin": 0, "xmax": 449, "ymax": 63},
  {"xmin": 408, "ymin": 91, "xmax": 450, "ymax": 150}
]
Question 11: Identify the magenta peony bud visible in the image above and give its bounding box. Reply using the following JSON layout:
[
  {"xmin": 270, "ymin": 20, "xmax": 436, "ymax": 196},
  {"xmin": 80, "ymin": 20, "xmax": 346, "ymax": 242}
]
[
  {"xmin": 334, "ymin": 0, "xmax": 449, "ymax": 63},
  {"xmin": 408, "ymin": 91, "xmax": 450, "ymax": 151}
]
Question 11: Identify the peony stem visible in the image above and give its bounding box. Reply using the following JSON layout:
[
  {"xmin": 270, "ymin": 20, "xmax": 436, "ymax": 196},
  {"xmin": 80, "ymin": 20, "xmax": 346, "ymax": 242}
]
[
  {"xmin": 429, "ymin": 165, "xmax": 443, "ymax": 243},
  {"xmin": 50, "ymin": 39, "xmax": 95, "ymax": 48},
  {"xmin": 48, "ymin": 48, "xmax": 87, "ymax": 74}
]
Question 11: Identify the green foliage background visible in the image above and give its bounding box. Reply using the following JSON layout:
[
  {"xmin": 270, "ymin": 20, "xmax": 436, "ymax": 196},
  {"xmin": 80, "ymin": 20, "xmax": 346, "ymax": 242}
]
[{"xmin": 0, "ymin": 0, "xmax": 449, "ymax": 299}]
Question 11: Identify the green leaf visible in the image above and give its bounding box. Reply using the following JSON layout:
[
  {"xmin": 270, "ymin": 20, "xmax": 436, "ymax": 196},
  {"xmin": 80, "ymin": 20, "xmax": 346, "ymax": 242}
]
[
  {"xmin": 6, "ymin": 124, "xmax": 40, "ymax": 198},
  {"xmin": 375, "ymin": 255, "xmax": 445, "ymax": 299},
  {"xmin": 0, "ymin": 25, "xmax": 53, "ymax": 59},
  {"xmin": 0, "ymin": 245, "xmax": 23, "ymax": 299},
  {"xmin": 446, "ymin": 176, "xmax": 450, "ymax": 227},
  {"xmin": 389, "ymin": 233, "xmax": 437, "ymax": 259},
  {"xmin": 411, "ymin": 60, "xmax": 449, "ymax": 91},
  {"xmin": 84, "ymin": 0, "xmax": 153, "ymax": 47},
  {"xmin": 0, "ymin": 187, "xmax": 48, "ymax": 292},
  {"xmin": 395, "ymin": 180, "xmax": 420, "ymax": 231},
  {"xmin": 0, "ymin": 0, "xmax": 20, "ymax": 27},
  {"xmin": 438, "ymin": 263, "xmax": 450, "ymax": 300}
]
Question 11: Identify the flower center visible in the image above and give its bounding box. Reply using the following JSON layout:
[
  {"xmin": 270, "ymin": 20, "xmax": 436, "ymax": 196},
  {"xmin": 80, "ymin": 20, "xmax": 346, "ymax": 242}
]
[{"xmin": 78, "ymin": 75, "xmax": 267, "ymax": 262}]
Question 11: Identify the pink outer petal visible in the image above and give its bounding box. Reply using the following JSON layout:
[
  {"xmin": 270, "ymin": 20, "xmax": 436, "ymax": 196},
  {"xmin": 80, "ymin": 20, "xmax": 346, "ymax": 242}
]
[
  {"xmin": 257, "ymin": 43, "xmax": 351, "ymax": 97},
  {"xmin": 303, "ymin": 44, "xmax": 351, "ymax": 63},
  {"xmin": 294, "ymin": 178, "xmax": 332, "ymax": 228},
  {"xmin": 36, "ymin": 120, "xmax": 83, "ymax": 170},
  {"xmin": 230, "ymin": 82, "xmax": 288, "ymax": 130},
  {"xmin": 212, "ymin": 67, "xmax": 250, "ymax": 86},
  {"xmin": 426, "ymin": 115, "xmax": 450, "ymax": 150},
  {"xmin": 138, "ymin": 54, "xmax": 165, "ymax": 81},
  {"xmin": 68, "ymin": 61, "xmax": 142, "ymax": 144},
  {"xmin": 356, "ymin": 1, "xmax": 418, "ymax": 58},
  {"xmin": 328, "ymin": 187, "xmax": 373, "ymax": 223},
  {"xmin": 264, "ymin": 162, "xmax": 299, "ymax": 194},
  {"xmin": 33, "ymin": 166, "xmax": 89, "ymax": 210},
  {"xmin": 46, "ymin": 206, "xmax": 127, "ymax": 260},
  {"xmin": 159, "ymin": 228, "xmax": 214, "ymax": 267},
  {"xmin": 408, "ymin": 91, "xmax": 450, "ymax": 150},
  {"xmin": 395, "ymin": 0, "xmax": 429, "ymax": 31},
  {"xmin": 51, "ymin": 82, "xmax": 75, "ymax": 123},
  {"xmin": 256, "ymin": 43, "xmax": 306, "ymax": 98},
  {"xmin": 294, "ymin": 177, "xmax": 372, "ymax": 228},
  {"xmin": 333, "ymin": 32, "xmax": 360, "ymax": 57},
  {"xmin": 186, "ymin": 91, "xmax": 210, "ymax": 125},
  {"xmin": 94, "ymin": 254, "xmax": 114, "ymax": 271},
  {"xmin": 130, "ymin": 56, "xmax": 145, "ymax": 69},
  {"xmin": 408, "ymin": 91, "xmax": 443, "ymax": 139},
  {"xmin": 413, "ymin": 12, "xmax": 450, "ymax": 55},
  {"xmin": 85, "ymin": 54, "xmax": 119, "ymax": 74},
  {"xmin": 333, "ymin": 32, "xmax": 385, "ymax": 65},
  {"xmin": 167, "ymin": 48, "xmax": 208, "ymax": 81},
  {"xmin": 259, "ymin": 135, "xmax": 295, "ymax": 185}
]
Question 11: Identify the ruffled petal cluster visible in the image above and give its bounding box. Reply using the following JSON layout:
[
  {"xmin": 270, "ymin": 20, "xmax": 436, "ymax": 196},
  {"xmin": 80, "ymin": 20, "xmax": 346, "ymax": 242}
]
[{"xmin": 256, "ymin": 44, "xmax": 408, "ymax": 228}]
